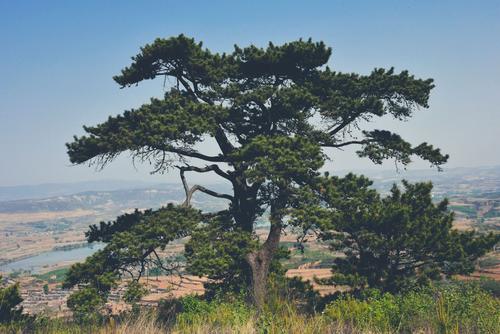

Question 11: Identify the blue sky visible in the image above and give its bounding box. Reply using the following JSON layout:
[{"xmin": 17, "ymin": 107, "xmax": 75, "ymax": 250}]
[{"xmin": 0, "ymin": 0, "xmax": 499, "ymax": 186}]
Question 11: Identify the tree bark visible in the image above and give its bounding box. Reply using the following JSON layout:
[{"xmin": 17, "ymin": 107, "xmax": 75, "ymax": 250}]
[{"xmin": 246, "ymin": 213, "xmax": 282, "ymax": 309}]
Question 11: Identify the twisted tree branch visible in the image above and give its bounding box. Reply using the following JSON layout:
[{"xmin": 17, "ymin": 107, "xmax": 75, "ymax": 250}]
[{"xmin": 178, "ymin": 167, "xmax": 234, "ymax": 206}]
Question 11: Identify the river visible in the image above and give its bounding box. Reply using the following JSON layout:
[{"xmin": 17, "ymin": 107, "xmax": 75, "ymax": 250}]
[{"xmin": 0, "ymin": 243, "xmax": 104, "ymax": 273}]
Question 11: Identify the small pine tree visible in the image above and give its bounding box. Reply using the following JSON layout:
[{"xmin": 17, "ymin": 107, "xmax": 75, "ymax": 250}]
[
  {"xmin": 294, "ymin": 175, "xmax": 500, "ymax": 293},
  {"xmin": 0, "ymin": 276, "xmax": 23, "ymax": 323}
]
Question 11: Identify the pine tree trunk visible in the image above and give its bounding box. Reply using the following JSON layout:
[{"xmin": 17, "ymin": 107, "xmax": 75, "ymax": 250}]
[{"xmin": 247, "ymin": 222, "xmax": 281, "ymax": 309}]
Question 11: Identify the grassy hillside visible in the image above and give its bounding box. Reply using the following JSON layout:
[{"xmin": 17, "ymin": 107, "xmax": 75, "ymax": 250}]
[{"xmin": 2, "ymin": 281, "xmax": 499, "ymax": 334}]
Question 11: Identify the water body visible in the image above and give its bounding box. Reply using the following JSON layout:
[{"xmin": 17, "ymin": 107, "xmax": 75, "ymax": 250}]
[{"xmin": 0, "ymin": 243, "xmax": 104, "ymax": 273}]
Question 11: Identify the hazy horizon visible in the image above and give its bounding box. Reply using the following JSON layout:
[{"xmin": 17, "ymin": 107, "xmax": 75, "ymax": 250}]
[
  {"xmin": 2, "ymin": 164, "xmax": 499, "ymax": 191},
  {"xmin": 1, "ymin": 0, "xmax": 499, "ymax": 187}
]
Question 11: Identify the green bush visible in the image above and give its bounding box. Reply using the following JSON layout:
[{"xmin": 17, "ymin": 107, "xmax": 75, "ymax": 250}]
[
  {"xmin": 66, "ymin": 287, "xmax": 105, "ymax": 324},
  {"xmin": 173, "ymin": 295, "xmax": 254, "ymax": 331},
  {"xmin": 323, "ymin": 281, "xmax": 500, "ymax": 333},
  {"xmin": 324, "ymin": 291, "xmax": 397, "ymax": 332},
  {"xmin": 396, "ymin": 288, "xmax": 435, "ymax": 331},
  {"xmin": 478, "ymin": 277, "xmax": 500, "ymax": 297},
  {"xmin": 0, "ymin": 279, "xmax": 23, "ymax": 324},
  {"xmin": 432, "ymin": 282, "xmax": 500, "ymax": 333}
]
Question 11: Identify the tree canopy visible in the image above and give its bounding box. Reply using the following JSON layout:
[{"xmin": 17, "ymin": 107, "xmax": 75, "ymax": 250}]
[
  {"xmin": 65, "ymin": 35, "xmax": 451, "ymax": 306},
  {"xmin": 292, "ymin": 175, "xmax": 499, "ymax": 292}
]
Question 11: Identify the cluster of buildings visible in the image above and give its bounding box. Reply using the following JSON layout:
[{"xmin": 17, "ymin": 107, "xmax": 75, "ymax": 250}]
[
  {"xmin": 19, "ymin": 285, "xmax": 73, "ymax": 316},
  {"xmin": 2, "ymin": 275, "xmax": 200, "ymax": 317}
]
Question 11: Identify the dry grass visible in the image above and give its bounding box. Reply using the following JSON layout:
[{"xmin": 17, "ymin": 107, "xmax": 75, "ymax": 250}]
[{"xmin": 91, "ymin": 312, "xmax": 360, "ymax": 334}]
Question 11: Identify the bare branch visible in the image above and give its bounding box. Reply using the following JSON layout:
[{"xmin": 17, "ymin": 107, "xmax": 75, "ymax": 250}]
[
  {"xmin": 321, "ymin": 139, "xmax": 374, "ymax": 148},
  {"xmin": 150, "ymin": 250, "xmax": 204, "ymax": 288},
  {"xmin": 179, "ymin": 167, "xmax": 190, "ymax": 205},
  {"xmin": 201, "ymin": 209, "xmax": 231, "ymax": 219},
  {"xmin": 179, "ymin": 164, "xmax": 232, "ymax": 180},
  {"xmin": 328, "ymin": 112, "xmax": 364, "ymax": 137},
  {"xmin": 178, "ymin": 167, "xmax": 234, "ymax": 207},
  {"xmin": 191, "ymin": 185, "xmax": 234, "ymax": 202},
  {"xmin": 166, "ymin": 146, "xmax": 228, "ymax": 162}
]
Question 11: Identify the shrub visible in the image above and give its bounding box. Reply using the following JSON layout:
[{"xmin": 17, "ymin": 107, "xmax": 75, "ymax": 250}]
[
  {"xmin": 431, "ymin": 281, "xmax": 500, "ymax": 333},
  {"xmin": 478, "ymin": 277, "xmax": 500, "ymax": 297},
  {"xmin": 324, "ymin": 292, "xmax": 397, "ymax": 332},
  {"xmin": 66, "ymin": 287, "xmax": 105, "ymax": 324},
  {"xmin": 323, "ymin": 281, "xmax": 500, "ymax": 333},
  {"xmin": 0, "ymin": 279, "xmax": 23, "ymax": 324},
  {"xmin": 173, "ymin": 295, "xmax": 254, "ymax": 332}
]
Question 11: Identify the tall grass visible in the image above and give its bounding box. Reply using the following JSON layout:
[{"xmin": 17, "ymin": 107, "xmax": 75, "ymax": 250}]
[
  {"xmin": 1, "ymin": 281, "xmax": 498, "ymax": 334},
  {"xmin": 323, "ymin": 282, "xmax": 500, "ymax": 333}
]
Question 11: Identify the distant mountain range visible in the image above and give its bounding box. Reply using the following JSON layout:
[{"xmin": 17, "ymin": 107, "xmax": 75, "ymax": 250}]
[
  {"xmin": 0, "ymin": 166, "xmax": 499, "ymax": 214},
  {"xmin": 0, "ymin": 180, "xmax": 159, "ymax": 202},
  {"xmin": 351, "ymin": 165, "xmax": 500, "ymax": 196},
  {"xmin": 0, "ymin": 182, "xmax": 231, "ymax": 214}
]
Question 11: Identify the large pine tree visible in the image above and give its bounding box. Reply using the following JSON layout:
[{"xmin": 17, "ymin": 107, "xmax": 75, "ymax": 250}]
[{"xmin": 65, "ymin": 35, "xmax": 448, "ymax": 307}]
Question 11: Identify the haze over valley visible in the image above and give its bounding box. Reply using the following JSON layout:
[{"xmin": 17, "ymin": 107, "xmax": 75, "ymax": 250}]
[{"xmin": 1, "ymin": 165, "xmax": 499, "ymax": 274}]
